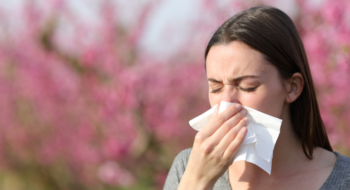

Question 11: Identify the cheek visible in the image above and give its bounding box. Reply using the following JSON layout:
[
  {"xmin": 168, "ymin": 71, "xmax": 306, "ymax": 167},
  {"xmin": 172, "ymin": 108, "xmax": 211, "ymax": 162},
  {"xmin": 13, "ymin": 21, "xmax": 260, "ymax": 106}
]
[{"xmin": 208, "ymin": 93, "xmax": 221, "ymax": 107}]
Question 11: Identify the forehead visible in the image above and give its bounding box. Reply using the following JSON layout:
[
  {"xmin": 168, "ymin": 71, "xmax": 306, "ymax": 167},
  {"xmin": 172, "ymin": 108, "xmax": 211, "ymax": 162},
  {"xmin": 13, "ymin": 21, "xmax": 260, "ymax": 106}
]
[{"xmin": 206, "ymin": 41, "xmax": 271, "ymax": 78}]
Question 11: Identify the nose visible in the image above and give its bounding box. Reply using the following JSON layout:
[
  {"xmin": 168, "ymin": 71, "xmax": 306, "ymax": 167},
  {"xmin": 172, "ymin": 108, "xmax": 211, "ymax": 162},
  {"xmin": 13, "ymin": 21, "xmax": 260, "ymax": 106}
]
[{"xmin": 221, "ymin": 87, "xmax": 240, "ymax": 104}]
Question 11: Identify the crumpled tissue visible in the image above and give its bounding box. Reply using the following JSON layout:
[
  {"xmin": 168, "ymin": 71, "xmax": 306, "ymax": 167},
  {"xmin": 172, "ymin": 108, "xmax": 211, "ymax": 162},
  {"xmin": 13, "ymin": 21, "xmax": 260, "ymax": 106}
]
[{"xmin": 189, "ymin": 101, "xmax": 282, "ymax": 175}]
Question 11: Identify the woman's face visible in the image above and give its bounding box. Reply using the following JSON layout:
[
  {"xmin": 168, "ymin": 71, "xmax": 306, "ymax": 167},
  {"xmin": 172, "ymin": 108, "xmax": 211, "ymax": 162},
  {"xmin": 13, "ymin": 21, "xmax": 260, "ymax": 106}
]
[{"xmin": 206, "ymin": 41, "xmax": 288, "ymax": 119}]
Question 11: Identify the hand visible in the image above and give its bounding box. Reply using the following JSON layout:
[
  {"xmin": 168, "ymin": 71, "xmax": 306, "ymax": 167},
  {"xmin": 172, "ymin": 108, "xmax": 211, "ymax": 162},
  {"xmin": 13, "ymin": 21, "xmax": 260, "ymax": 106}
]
[{"xmin": 178, "ymin": 103, "xmax": 249, "ymax": 190}]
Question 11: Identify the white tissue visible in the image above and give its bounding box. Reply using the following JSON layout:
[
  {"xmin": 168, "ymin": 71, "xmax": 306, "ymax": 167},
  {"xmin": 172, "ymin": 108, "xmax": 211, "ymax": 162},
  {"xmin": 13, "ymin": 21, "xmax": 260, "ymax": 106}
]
[{"xmin": 189, "ymin": 101, "xmax": 282, "ymax": 175}]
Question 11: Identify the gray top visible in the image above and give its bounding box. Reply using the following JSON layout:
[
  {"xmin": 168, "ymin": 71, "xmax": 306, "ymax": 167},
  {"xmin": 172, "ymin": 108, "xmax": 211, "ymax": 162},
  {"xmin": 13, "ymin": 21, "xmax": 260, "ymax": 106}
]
[{"xmin": 164, "ymin": 148, "xmax": 350, "ymax": 190}]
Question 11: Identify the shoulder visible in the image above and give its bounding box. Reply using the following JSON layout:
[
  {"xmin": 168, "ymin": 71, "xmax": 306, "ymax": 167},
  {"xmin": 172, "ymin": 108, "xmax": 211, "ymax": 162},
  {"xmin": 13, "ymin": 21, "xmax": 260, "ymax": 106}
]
[
  {"xmin": 168, "ymin": 148, "xmax": 192, "ymax": 176},
  {"xmin": 321, "ymin": 152, "xmax": 350, "ymax": 190},
  {"xmin": 331, "ymin": 152, "xmax": 350, "ymax": 178},
  {"xmin": 173, "ymin": 148, "xmax": 192, "ymax": 165},
  {"xmin": 163, "ymin": 148, "xmax": 192, "ymax": 190}
]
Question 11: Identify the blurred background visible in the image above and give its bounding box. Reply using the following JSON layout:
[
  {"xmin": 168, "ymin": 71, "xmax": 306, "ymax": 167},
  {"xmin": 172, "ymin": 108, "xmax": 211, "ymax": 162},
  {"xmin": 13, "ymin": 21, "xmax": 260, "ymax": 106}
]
[{"xmin": 0, "ymin": 0, "xmax": 349, "ymax": 189}]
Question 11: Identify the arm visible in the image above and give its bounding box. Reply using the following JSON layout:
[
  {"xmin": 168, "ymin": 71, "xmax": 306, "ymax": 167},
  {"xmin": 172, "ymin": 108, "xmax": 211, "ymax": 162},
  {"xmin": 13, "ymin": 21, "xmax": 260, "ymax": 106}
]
[{"xmin": 164, "ymin": 104, "xmax": 249, "ymax": 190}]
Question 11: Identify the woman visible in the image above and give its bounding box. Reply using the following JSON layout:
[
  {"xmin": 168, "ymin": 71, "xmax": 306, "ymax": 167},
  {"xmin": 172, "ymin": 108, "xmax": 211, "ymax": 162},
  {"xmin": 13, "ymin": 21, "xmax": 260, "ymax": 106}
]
[{"xmin": 164, "ymin": 6, "xmax": 350, "ymax": 190}]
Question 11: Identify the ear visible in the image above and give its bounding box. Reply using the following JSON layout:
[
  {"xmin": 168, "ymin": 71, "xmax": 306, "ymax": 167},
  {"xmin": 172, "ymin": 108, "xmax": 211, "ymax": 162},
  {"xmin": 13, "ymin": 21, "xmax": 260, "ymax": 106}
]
[{"xmin": 285, "ymin": 73, "xmax": 304, "ymax": 103}]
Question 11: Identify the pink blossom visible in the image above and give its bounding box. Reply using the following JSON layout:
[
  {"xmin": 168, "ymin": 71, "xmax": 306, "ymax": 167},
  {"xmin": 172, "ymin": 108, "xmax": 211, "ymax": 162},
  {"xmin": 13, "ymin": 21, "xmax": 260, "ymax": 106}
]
[
  {"xmin": 0, "ymin": 0, "xmax": 349, "ymax": 189},
  {"xmin": 98, "ymin": 161, "xmax": 135, "ymax": 187}
]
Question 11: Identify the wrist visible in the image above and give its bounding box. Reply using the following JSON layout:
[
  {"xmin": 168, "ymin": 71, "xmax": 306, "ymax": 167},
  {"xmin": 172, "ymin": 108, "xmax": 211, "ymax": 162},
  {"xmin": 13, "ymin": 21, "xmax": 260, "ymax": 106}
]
[{"xmin": 178, "ymin": 172, "xmax": 215, "ymax": 190}]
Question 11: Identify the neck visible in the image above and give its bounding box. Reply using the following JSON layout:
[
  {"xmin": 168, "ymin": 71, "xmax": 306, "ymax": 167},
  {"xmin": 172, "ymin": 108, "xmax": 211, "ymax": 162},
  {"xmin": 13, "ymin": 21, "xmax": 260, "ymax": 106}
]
[{"xmin": 270, "ymin": 103, "xmax": 308, "ymax": 175}]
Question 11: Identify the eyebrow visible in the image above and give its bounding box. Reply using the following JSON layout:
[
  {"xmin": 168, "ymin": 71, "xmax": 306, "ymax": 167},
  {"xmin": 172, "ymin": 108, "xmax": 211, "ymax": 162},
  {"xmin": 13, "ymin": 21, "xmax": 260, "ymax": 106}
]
[{"xmin": 207, "ymin": 75, "xmax": 259, "ymax": 83}]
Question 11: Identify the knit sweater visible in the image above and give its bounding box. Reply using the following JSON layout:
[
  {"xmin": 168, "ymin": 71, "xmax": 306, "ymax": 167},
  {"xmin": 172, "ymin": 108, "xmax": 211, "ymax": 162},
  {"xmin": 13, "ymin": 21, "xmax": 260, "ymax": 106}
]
[{"xmin": 164, "ymin": 148, "xmax": 350, "ymax": 190}]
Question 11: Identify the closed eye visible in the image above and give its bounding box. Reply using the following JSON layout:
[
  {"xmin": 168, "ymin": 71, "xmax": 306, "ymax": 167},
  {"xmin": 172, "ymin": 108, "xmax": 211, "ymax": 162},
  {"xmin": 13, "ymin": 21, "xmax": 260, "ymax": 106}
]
[
  {"xmin": 210, "ymin": 86, "xmax": 258, "ymax": 93},
  {"xmin": 211, "ymin": 88, "xmax": 222, "ymax": 93},
  {"xmin": 240, "ymin": 87, "xmax": 257, "ymax": 92}
]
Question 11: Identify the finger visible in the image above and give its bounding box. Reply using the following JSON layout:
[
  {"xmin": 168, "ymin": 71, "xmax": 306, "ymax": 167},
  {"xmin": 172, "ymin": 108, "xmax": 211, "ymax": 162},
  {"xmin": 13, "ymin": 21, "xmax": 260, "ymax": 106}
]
[
  {"xmin": 195, "ymin": 104, "xmax": 220, "ymax": 142},
  {"xmin": 200, "ymin": 103, "xmax": 242, "ymax": 138},
  {"xmin": 208, "ymin": 108, "xmax": 247, "ymax": 146},
  {"xmin": 218, "ymin": 117, "xmax": 249, "ymax": 153},
  {"xmin": 222, "ymin": 120, "xmax": 248, "ymax": 160}
]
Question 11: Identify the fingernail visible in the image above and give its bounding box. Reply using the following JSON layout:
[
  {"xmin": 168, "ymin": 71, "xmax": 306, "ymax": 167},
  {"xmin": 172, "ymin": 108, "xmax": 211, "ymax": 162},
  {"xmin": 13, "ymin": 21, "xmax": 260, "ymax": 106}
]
[
  {"xmin": 241, "ymin": 127, "xmax": 247, "ymax": 134},
  {"xmin": 244, "ymin": 117, "xmax": 249, "ymax": 122},
  {"xmin": 240, "ymin": 109, "xmax": 246, "ymax": 115},
  {"xmin": 235, "ymin": 104, "xmax": 241, "ymax": 109}
]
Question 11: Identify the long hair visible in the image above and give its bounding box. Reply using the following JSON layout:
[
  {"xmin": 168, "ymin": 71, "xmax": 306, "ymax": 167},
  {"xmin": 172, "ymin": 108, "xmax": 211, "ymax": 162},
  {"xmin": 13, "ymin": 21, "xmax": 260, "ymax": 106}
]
[{"xmin": 204, "ymin": 6, "xmax": 332, "ymax": 159}]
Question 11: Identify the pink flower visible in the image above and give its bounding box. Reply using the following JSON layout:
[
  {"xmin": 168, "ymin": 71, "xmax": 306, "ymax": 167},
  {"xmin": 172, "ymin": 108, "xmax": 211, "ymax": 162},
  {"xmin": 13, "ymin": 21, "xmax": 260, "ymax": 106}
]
[{"xmin": 98, "ymin": 161, "xmax": 135, "ymax": 187}]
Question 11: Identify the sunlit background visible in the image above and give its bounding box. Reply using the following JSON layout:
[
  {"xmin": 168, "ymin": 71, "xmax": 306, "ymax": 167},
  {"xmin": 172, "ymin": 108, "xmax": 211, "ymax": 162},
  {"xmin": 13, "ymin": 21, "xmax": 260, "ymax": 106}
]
[{"xmin": 0, "ymin": 0, "xmax": 349, "ymax": 189}]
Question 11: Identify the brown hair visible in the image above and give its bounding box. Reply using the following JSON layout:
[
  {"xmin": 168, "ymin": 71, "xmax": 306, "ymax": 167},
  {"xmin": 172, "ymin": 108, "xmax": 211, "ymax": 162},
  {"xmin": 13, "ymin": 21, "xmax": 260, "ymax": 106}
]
[{"xmin": 204, "ymin": 6, "xmax": 332, "ymax": 159}]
